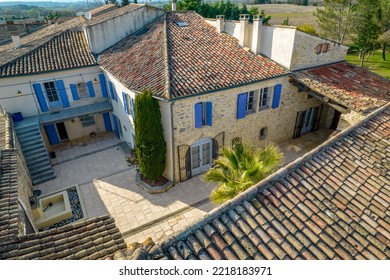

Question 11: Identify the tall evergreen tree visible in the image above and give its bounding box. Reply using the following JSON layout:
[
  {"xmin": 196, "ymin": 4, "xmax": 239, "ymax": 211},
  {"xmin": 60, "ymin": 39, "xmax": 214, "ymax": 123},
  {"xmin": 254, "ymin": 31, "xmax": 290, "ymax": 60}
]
[
  {"xmin": 315, "ymin": 0, "xmax": 357, "ymax": 44},
  {"xmin": 351, "ymin": 0, "xmax": 382, "ymax": 66},
  {"xmin": 134, "ymin": 90, "xmax": 166, "ymax": 181}
]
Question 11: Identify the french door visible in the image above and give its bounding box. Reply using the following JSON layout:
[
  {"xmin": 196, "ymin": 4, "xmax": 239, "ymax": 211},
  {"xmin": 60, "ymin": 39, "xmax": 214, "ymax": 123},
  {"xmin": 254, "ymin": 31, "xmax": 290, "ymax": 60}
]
[{"xmin": 190, "ymin": 139, "xmax": 212, "ymax": 176}]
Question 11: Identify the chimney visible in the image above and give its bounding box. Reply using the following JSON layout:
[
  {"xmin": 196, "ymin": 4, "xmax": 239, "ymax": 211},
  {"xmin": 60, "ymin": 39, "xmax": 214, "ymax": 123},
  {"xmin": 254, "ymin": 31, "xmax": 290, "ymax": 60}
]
[
  {"xmin": 251, "ymin": 15, "xmax": 263, "ymax": 55},
  {"xmin": 216, "ymin": 15, "xmax": 225, "ymax": 33},
  {"xmin": 239, "ymin": 14, "xmax": 249, "ymax": 47},
  {"xmin": 11, "ymin": 35, "xmax": 22, "ymax": 48},
  {"xmin": 172, "ymin": 0, "xmax": 177, "ymax": 12}
]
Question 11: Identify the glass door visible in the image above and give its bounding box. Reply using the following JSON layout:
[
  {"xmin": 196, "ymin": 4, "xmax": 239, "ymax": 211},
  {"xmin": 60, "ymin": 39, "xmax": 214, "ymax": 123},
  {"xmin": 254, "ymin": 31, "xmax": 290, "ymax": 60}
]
[
  {"xmin": 301, "ymin": 107, "xmax": 315, "ymax": 134},
  {"xmin": 190, "ymin": 139, "xmax": 212, "ymax": 176}
]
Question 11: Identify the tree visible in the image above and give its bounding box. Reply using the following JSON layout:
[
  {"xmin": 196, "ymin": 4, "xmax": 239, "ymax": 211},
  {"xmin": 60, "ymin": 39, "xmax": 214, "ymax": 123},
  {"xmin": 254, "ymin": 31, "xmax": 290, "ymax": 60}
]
[
  {"xmin": 351, "ymin": 0, "xmax": 382, "ymax": 66},
  {"xmin": 204, "ymin": 142, "xmax": 283, "ymax": 205},
  {"xmin": 134, "ymin": 90, "xmax": 166, "ymax": 181},
  {"xmin": 315, "ymin": 0, "xmax": 357, "ymax": 44},
  {"xmin": 378, "ymin": 30, "xmax": 390, "ymax": 60},
  {"xmin": 121, "ymin": 0, "xmax": 130, "ymax": 6}
]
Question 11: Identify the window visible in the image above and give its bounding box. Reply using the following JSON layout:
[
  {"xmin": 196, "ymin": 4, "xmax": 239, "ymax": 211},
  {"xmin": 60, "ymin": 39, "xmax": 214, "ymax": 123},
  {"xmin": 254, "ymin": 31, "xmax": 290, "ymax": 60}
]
[
  {"xmin": 259, "ymin": 87, "xmax": 270, "ymax": 111},
  {"xmin": 81, "ymin": 115, "xmax": 95, "ymax": 127},
  {"xmin": 77, "ymin": 82, "xmax": 87, "ymax": 97},
  {"xmin": 43, "ymin": 81, "xmax": 59, "ymax": 103},
  {"xmin": 315, "ymin": 43, "xmax": 330, "ymax": 54},
  {"xmin": 259, "ymin": 127, "xmax": 268, "ymax": 139},
  {"xmin": 194, "ymin": 102, "xmax": 212, "ymax": 128},
  {"xmin": 126, "ymin": 94, "xmax": 132, "ymax": 115},
  {"xmin": 237, "ymin": 84, "xmax": 281, "ymax": 120},
  {"xmin": 246, "ymin": 91, "xmax": 255, "ymax": 113}
]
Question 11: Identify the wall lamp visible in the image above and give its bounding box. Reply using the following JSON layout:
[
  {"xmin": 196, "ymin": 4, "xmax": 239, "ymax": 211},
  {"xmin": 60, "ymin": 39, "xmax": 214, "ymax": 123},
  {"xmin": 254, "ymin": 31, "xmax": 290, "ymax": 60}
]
[{"xmin": 93, "ymin": 78, "xmax": 98, "ymax": 84}]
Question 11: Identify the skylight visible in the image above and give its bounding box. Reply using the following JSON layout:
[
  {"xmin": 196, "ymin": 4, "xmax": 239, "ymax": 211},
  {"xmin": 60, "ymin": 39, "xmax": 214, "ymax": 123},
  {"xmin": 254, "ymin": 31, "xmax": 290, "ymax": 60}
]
[{"xmin": 176, "ymin": 21, "xmax": 189, "ymax": 27}]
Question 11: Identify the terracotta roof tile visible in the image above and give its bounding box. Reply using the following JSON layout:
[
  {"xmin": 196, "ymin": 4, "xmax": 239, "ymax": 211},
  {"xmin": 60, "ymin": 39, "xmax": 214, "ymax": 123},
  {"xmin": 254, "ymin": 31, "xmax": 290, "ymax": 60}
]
[
  {"xmin": 154, "ymin": 106, "xmax": 390, "ymax": 260},
  {"xmin": 0, "ymin": 31, "xmax": 97, "ymax": 77},
  {"xmin": 99, "ymin": 12, "xmax": 288, "ymax": 99},
  {"xmin": 292, "ymin": 62, "xmax": 390, "ymax": 113}
]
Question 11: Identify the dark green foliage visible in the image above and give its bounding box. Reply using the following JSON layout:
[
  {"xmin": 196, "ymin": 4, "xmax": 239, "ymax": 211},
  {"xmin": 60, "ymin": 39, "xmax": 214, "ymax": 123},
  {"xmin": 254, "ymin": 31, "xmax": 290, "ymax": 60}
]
[
  {"xmin": 164, "ymin": 0, "xmax": 271, "ymax": 24},
  {"xmin": 134, "ymin": 90, "xmax": 166, "ymax": 181},
  {"xmin": 121, "ymin": 0, "xmax": 130, "ymax": 6}
]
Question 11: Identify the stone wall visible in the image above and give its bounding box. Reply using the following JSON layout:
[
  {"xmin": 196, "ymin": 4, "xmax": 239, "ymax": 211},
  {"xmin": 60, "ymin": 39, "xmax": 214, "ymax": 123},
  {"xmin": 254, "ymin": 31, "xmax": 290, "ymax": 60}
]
[
  {"xmin": 171, "ymin": 76, "xmax": 329, "ymax": 181},
  {"xmin": 290, "ymin": 31, "xmax": 349, "ymax": 70}
]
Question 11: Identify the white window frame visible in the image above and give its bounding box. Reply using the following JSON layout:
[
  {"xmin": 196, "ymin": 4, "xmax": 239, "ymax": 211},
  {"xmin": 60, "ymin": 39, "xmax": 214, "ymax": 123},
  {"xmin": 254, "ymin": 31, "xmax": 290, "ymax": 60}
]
[
  {"xmin": 77, "ymin": 82, "xmax": 88, "ymax": 97},
  {"xmin": 259, "ymin": 87, "xmax": 270, "ymax": 111},
  {"xmin": 246, "ymin": 91, "xmax": 256, "ymax": 113},
  {"xmin": 43, "ymin": 81, "xmax": 59, "ymax": 103}
]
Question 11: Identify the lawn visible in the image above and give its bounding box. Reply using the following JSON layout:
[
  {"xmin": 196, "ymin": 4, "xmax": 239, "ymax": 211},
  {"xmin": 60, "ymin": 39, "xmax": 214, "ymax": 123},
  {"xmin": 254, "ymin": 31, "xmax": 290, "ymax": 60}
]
[{"xmin": 346, "ymin": 50, "xmax": 390, "ymax": 80}]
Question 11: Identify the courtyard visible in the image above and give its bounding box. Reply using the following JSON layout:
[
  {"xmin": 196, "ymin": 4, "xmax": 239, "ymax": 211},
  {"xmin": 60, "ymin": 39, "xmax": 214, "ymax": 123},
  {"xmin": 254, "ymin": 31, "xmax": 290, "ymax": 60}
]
[{"xmin": 36, "ymin": 129, "xmax": 335, "ymax": 245}]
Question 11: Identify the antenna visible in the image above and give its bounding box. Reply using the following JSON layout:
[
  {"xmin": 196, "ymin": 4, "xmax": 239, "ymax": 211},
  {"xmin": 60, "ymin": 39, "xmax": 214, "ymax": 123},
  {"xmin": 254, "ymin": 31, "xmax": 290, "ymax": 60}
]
[
  {"xmin": 85, "ymin": 12, "xmax": 92, "ymax": 20},
  {"xmin": 76, "ymin": 11, "xmax": 92, "ymax": 20}
]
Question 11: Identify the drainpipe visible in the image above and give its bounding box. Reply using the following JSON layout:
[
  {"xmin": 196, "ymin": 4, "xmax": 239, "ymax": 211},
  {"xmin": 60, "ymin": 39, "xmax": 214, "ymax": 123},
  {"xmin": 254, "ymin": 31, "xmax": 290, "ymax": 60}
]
[{"xmin": 170, "ymin": 101, "xmax": 176, "ymax": 185}]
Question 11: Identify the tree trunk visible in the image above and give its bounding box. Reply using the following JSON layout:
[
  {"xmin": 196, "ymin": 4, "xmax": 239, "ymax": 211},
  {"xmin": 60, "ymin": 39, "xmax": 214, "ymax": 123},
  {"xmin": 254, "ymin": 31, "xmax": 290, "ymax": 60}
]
[
  {"xmin": 383, "ymin": 44, "xmax": 386, "ymax": 61},
  {"xmin": 360, "ymin": 51, "xmax": 365, "ymax": 66}
]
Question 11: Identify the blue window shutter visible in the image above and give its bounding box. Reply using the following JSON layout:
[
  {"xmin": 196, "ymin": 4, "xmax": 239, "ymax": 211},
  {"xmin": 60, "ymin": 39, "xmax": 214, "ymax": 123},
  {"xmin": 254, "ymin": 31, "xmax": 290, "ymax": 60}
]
[
  {"xmin": 99, "ymin": 74, "xmax": 108, "ymax": 98},
  {"xmin": 87, "ymin": 81, "xmax": 95, "ymax": 97},
  {"xmin": 33, "ymin": 83, "xmax": 49, "ymax": 112},
  {"xmin": 44, "ymin": 124, "xmax": 60, "ymax": 145},
  {"xmin": 102, "ymin": 112, "xmax": 112, "ymax": 131},
  {"xmin": 112, "ymin": 114, "xmax": 119, "ymax": 138},
  {"xmin": 272, "ymin": 84, "xmax": 282, "ymax": 109},
  {"xmin": 237, "ymin": 93, "xmax": 248, "ymax": 119},
  {"xmin": 122, "ymin": 92, "xmax": 128, "ymax": 114},
  {"xmin": 70, "ymin": 84, "xmax": 78, "ymax": 101},
  {"xmin": 130, "ymin": 97, "xmax": 135, "ymax": 119},
  {"xmin": 206, "ymin": 102, "xmax": 212, "ymax": 126},
  {"xmin": 108, "ymin": 81, "xmax": 115, "ymax": 100},
  {"xmin": 194, "ymin": 103, "xmax": 203, "ymax": 128},
  {"xmin": 55, "ymin": 80, "xmax": 70, "ymax": 108}
]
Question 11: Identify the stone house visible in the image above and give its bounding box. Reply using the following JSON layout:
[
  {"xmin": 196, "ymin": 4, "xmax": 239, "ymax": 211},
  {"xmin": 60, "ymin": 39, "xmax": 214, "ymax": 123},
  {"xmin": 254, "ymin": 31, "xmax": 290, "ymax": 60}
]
[{"xmin": 1, "ymin": 3, "xmax": 389, "ymax": 186}]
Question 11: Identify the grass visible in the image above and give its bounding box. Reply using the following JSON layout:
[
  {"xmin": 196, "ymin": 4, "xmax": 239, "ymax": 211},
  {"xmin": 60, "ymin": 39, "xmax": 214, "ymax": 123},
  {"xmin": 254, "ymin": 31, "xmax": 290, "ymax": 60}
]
[{"xmin": 346, "ymin": 50, "xmax": 390, "ymax": 80}]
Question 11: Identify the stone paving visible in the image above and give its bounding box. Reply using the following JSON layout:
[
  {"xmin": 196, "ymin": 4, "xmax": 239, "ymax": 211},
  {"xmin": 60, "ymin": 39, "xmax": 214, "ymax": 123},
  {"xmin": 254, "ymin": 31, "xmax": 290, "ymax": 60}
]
[{"xmin": 36, "ymin": 129, "xmax": 335, "ymax": 245}]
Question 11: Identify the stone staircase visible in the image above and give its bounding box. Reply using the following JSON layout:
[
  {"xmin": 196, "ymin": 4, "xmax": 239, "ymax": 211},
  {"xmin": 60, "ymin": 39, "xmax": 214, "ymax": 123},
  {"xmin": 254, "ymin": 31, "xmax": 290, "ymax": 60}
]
[{"xmin": 15, "ymin": 124, "xmax": 55, "ymax": 184}]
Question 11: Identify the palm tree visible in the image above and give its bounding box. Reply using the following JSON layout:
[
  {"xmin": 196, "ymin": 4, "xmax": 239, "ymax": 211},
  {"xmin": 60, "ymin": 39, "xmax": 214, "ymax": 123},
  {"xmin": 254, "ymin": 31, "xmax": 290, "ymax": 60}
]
[{"xmin": 204, "ymin": 141, "xmax": 283, "ymax": 205}]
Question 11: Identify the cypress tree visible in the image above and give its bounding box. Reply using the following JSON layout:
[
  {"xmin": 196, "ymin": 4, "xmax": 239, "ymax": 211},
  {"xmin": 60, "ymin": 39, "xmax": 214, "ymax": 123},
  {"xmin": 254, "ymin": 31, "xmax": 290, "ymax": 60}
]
[{"xmin": 134, "ymin": 89, "xmax": 166, "ymax": 181}]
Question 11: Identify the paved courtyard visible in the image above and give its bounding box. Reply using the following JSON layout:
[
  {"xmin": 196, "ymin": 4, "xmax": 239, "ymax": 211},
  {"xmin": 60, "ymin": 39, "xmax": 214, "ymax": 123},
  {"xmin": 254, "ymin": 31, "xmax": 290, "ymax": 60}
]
[{"xmin": 36, "ymin": 129, "xmax": 335, "ymax": 245}]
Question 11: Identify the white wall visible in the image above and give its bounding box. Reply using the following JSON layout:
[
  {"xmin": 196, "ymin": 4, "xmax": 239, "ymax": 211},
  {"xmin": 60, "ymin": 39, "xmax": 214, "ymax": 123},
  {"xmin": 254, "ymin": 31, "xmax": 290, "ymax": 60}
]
[
  {"xmin": 104, "ymin": 71, "xmax": 136, "ymax": 147},
  {"xmin": 86, "ymin": 5, "xmax": 164, "ymax": 54},
  {"xmin": 261, "ymin": 26, "xmax": 296, "ymax": 69},
  {"xmin": 159, "ymin": 101, "xmax": 173, "ymax": 181},
  {"xmin": 0, "ymin": 66, "xmax": 106, "ymax": 117}
]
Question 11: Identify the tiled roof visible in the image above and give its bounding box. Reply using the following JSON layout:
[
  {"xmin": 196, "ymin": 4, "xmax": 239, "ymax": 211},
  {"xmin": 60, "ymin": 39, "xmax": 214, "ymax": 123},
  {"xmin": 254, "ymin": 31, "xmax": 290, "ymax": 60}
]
[
  {"xmin": 99, "ymin": 12, "xmax": 288, "ymax": 99},
  {"xmin": 0, "ymin": 114, "xmax": 19, "ymax": 245},
  {"xmin": 0, "ymin": 215, "xmax": 127, "ymax": 260},
  {"xmin": 0, "ymin": 30, "xmax": 97, "ymax": 78},
  {"xmin": 292, "ymin": 62, "xmax": 390, "ymax": 114},
  {"xmin": 153, "ymin": 105, "xmax": 390, "ymax": 260},
  {"xmin": 89, "ymin": 3, "xmax": 118, "ymax": 17},
  {"xmin": 0, "ymin": 17, "xmax": 83, "ymax": 67}
]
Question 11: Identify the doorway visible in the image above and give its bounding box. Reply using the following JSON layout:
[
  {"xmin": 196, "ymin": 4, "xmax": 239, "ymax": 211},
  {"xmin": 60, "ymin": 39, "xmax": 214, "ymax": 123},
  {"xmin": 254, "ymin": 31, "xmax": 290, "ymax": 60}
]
[
  {"xmin": 300, "ymin": 107, "xmax": 315, "ymax": 134},
  {"xmin": 330, "ymin": 110, "xmax": 341, "ymax": 130},
  {"xmin": 190, "ymin": 138, "xmax": 212, "ymax": 176},
  {"xmin": 55, "ymin": 122, "xmax": 69, "ymax": 141}
]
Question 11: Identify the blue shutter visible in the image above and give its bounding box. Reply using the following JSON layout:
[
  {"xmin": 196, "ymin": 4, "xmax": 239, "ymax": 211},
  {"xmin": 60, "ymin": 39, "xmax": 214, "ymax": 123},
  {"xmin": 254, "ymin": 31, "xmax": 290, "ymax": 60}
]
[
  {"xmin": 237, "ymin": 93, "xmax": 248, "ymax": 119},
  {"xmin": 33, "ymin": 83, "xmax": 49, "ymax": 112},
  {"xmin": 99, "ymin": 74, "xmax": 108, "ymax": 98},
  {"xmin": 44, "ymin": 124, "xmax": 60, "ymax": 145},
  {"xmin": 130, "ymin": 97, "xmax": 135, "ymax": 119},
  {"xmin": 122, "ymin": 92, "xmax": 128, "ymax": 114},
  {"xmin": 109, "ymin": 81, "xmax": 115, "ymax": 100},
  {"xmin": 194, "ymin": 102, "xmax": 203, "ymax": 128},
  {"xmin": 206, "ymin": 102, "xmax": 212, "ymax": 126},
  {"xmin": 70, "ymin": 84, "xmax": 78, "ymax": 101},
  {"xmin": 87, "ymin": 81, "xmax": 95, "ymax": 97},
  {"xmin": 102, "ymin": 112, "xmax": 112, "ymax": 131},
  {"xmin": 112, "ymin": 114, "xmax": 119, "ymax": 138},
  {"xmin": 272, "ymin": 84, "xmax": 282, "ymax": 109},
  {"xmin": 55, "ymin": 80, "xmax": 70, "ymax": 108}
]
